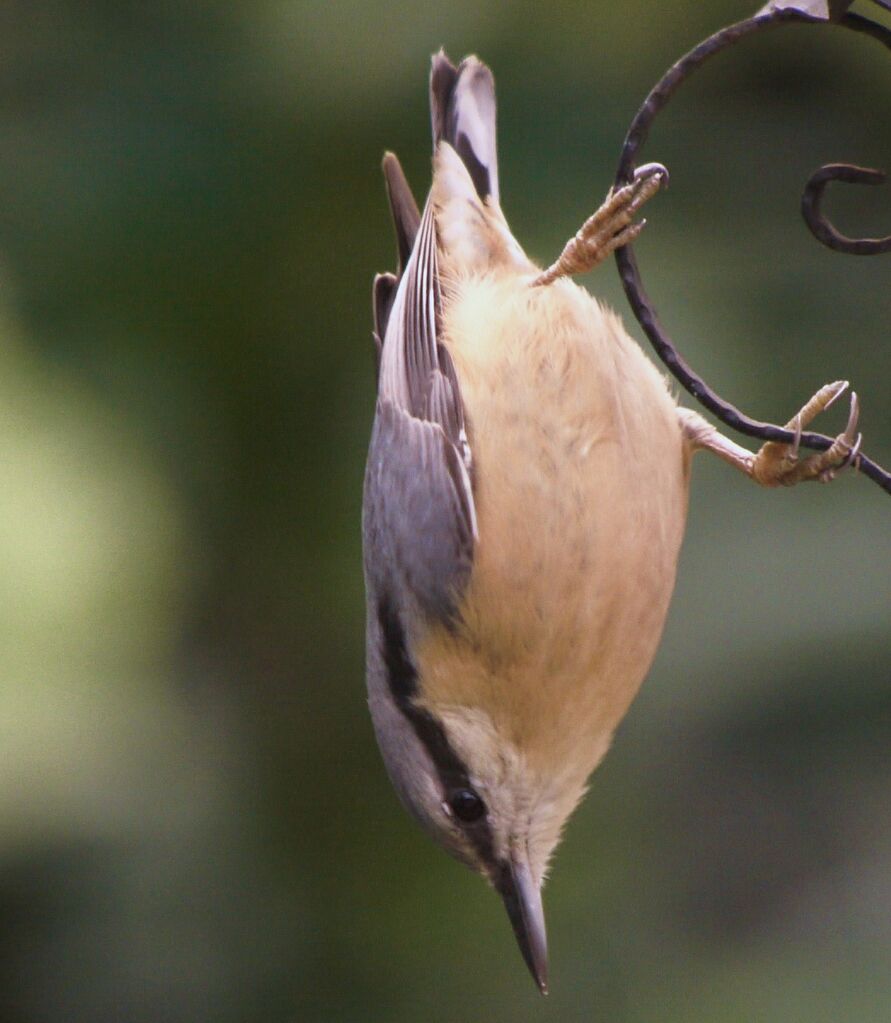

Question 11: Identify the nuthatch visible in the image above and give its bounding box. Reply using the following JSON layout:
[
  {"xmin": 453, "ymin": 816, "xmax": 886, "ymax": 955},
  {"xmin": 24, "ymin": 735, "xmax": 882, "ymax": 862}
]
[{"xmin": 363, "ymin": 52, "xmax": 861, "ymax": 993}]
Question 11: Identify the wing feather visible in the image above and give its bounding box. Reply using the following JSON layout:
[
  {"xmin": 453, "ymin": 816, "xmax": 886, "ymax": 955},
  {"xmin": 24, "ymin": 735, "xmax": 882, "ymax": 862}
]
[
  {"xmin": 366, "ymin": 194, "xmax": 476, "ymax": 626},
  {"xmin": 382, "ymin": 152, "xmax": 421, "ymax": 274}
]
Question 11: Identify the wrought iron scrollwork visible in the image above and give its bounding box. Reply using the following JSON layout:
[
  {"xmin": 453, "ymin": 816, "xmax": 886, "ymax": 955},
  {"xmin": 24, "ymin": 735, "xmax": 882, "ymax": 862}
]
[
  {"xmin": 614, "ymin": 0, "xmax": 891, "ymax": 495},
  {"xmin": 801, "ymin": 163, "xmax": 891, "ymax": 256}
]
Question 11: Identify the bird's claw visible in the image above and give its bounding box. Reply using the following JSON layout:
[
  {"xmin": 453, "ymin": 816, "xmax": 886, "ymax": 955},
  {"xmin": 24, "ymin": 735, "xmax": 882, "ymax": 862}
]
[
  {"xmin": 752, "ymin": 380, "xmax": 863, "ymax": 487},
  {"xmin": 533, "ymin": 163, "xmax": 668, "ymax": 286}
]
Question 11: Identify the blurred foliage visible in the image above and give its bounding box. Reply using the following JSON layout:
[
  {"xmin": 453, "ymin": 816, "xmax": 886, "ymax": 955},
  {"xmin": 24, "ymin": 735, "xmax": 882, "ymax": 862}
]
[{"xmin": 0, "ymin": 1, "xmax": 889, "ymax": 1020}]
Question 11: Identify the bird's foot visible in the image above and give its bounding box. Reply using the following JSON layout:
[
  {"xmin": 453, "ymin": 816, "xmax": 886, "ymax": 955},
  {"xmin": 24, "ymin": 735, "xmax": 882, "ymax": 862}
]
[
  {"xmin": 532, "ymin": 163, "xmax": 668, "ymax": 287},
  {"xmin": 752, "ymin": 380, "xmax": 862, "ymax": 487}
]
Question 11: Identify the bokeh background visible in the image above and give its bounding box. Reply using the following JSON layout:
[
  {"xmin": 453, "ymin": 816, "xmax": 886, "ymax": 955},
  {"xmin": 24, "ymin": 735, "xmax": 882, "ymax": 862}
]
[{"xmin": 0, "ymin": 1, "xmax": 889, "ymax": 1020}]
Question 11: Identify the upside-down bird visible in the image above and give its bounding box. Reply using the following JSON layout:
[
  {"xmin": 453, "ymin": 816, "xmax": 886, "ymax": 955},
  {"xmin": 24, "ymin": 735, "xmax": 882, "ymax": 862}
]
[{"xmin": 362, "ymin": 51, "xmax": 860, "ymax": 993}]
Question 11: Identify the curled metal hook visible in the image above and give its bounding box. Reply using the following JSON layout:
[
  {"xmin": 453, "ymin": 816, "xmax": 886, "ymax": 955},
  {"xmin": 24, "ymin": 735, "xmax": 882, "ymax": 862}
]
[
  {"xmin": 802, "ymin": 163, "xmax": 891, "ymax": 255},
  {"xmin": 613, "ymin": 1, "xmax": 891, "ymax": 496}
]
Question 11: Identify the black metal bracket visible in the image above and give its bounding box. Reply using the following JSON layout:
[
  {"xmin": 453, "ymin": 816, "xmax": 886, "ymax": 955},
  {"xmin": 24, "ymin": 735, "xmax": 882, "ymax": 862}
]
[{"xmin": 614, "ymin": 0, "xmax": 891, "ymax": 495}]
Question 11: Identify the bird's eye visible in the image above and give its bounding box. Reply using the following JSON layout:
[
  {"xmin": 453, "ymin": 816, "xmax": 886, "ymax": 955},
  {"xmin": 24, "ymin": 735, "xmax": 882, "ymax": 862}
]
[{"xmin": 448, "ymin": 788, "xmax": 486, "ymax": 823}]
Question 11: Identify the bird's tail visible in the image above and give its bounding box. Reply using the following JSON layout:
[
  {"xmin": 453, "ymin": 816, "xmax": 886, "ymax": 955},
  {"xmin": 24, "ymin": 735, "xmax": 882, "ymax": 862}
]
[{"xmin": 430, "ymin": 51, "xmax": 499, "ymax": 205}]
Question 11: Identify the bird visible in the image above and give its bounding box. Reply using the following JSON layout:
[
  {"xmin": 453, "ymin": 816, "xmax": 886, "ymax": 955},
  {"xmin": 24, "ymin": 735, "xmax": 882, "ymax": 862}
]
[{"xmin": 362, "ymin": 51, "xmax": 861, "ymax": 994}]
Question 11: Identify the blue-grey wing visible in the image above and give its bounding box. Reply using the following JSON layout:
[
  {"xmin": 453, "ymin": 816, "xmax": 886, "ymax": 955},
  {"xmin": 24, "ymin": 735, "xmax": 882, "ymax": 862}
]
[
  {"xmin": 364, "ymin": 400, "xmax": 475, "ymax": 625},
  {"xmin": 364, "ymin": 168, "xmax": 476, "ymax": 628}
]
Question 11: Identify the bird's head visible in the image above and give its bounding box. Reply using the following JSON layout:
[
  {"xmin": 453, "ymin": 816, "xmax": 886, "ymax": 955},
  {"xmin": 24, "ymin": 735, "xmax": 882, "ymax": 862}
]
[{"xmin": 369, "ymin": 667, "xmax": 590, "ymax": 995}]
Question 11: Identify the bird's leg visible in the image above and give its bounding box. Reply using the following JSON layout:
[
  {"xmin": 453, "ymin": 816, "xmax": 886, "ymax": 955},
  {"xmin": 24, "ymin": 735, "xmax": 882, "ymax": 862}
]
[
  {"xmin": 532, "ymin": 163, "xmax": 669, "ymax": 287},
  {"xmin": 678, "ymin": 381, "xmax": 863, "ymax": 487}
]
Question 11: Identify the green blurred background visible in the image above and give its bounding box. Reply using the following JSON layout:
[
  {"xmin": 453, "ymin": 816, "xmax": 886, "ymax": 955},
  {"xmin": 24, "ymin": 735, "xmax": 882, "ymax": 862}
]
[{"xmin": 0, "ymin": 1, "xmax": 889, "ymax": 1020}]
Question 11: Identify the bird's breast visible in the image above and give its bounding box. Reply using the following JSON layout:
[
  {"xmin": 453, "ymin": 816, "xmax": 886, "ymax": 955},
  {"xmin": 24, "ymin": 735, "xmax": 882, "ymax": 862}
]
[{"xmin": 415, "ymin": 270, "xmax": 690, "ymax": 775}]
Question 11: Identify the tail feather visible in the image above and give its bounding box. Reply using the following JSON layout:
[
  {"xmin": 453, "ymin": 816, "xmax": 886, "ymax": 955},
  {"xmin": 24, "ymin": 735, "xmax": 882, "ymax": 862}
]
[
  {"xmin": 430, "ymin": 51, "xmax": 499, "ymax": 204},
  {"xmin": 429, "ymin": 53, "xmax": 459, "ymax": 150}
]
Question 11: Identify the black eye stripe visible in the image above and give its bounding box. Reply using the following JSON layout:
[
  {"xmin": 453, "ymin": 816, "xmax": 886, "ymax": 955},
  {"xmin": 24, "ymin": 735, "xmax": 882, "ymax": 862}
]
[{"xmin": 376, "ymin": 592, "xmax": 497, "ymax": 866}]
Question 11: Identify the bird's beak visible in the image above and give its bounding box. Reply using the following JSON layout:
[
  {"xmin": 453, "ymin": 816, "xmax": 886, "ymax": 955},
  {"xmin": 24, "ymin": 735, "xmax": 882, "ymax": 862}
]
[{"xmin": 497, "ymin": 856, "xmax": 549, "ymax": 994}]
